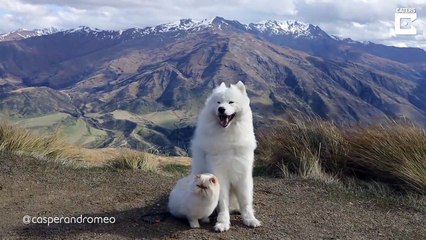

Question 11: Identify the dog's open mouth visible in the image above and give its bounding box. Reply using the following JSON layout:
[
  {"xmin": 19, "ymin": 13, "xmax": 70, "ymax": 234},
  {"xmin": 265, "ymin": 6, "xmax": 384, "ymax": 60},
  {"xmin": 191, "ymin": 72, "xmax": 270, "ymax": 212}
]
[{"xmin": 218, "ymin": 113, "xmax": 236, "ymax": 128}]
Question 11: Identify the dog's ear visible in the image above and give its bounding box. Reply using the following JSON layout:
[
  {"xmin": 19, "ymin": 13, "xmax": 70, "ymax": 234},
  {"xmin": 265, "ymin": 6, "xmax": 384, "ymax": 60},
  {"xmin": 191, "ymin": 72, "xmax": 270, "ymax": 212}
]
[
  {"xmin": 235, "ymin": 81, "xmax": 246, "ymax": 94},
  {"xmin": 213, "ymin": 82, "xmax": 227, "ymax": 94}
]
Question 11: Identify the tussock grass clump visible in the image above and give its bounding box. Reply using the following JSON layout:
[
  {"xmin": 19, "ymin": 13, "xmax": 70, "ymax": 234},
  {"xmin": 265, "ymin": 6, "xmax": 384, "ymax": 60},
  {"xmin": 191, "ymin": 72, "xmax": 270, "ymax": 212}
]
[
  {"xmin": 108, "ymin": 150, "xmax": 158, "ymax": 172},
  {"xmin": 346, "ymin": 123, "xmax": 426, "ymax": 193},
  {"xmin": 257, "ymin": 118, "xmax": 426, "ymax": 193},
  {"xmin": 0, "ymin": 121, "xmax": 83, "ymax": 166},
  {"xmin": 257, "ymin": 117, "xmax": 346, "ymax": 182}
]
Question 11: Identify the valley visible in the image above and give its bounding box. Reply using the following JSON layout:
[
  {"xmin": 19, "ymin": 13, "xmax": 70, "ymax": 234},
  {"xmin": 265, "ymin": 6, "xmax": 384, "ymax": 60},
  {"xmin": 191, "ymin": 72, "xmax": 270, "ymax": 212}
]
[{"xmin": 1, "ymin": 17, "xmax": 425, "ymax": 154}]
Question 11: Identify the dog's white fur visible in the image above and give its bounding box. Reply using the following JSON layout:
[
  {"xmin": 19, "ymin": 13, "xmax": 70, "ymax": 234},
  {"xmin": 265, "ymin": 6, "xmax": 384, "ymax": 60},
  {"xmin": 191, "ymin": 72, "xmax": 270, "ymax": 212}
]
[
  {"xmin": 168, "ymin": 173, "xmax": 220, "ymax": 228},
  {"xmin": 191, "ymin": 81, "xmax": 261, "ymax": 232}
]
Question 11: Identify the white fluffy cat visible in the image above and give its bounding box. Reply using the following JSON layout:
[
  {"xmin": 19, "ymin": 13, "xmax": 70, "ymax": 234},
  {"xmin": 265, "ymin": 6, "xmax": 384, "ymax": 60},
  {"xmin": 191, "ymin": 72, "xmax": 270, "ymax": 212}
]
[{"xmin": 168, "ymin": 173, "xmax": 220, "ymax": 228}]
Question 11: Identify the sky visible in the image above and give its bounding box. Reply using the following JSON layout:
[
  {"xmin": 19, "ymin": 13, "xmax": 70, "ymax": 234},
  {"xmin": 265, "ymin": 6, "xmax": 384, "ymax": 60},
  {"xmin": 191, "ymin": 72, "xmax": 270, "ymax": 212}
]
[{"xmin": 0, "ymin": 0, "xmax": 425, "ymax": 49}]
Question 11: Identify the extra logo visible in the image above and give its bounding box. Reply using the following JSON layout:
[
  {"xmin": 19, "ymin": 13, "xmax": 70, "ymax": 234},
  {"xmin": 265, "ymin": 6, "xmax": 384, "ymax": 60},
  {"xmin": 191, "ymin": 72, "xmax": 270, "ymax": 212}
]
[{"xmin": 395, "ymin": 8, "xmax": 417, "ymax": 35}]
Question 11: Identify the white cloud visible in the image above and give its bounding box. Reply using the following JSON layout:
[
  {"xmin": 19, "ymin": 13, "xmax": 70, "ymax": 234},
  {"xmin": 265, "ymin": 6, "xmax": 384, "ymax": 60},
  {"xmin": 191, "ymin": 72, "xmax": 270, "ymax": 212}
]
[
  {"xmin": 0, "ymin": 0, "xmax": 424, "ymax": 49},
  {"xmin": 291, "ymin": 0, "xmax": 425, "ymax": 48}
]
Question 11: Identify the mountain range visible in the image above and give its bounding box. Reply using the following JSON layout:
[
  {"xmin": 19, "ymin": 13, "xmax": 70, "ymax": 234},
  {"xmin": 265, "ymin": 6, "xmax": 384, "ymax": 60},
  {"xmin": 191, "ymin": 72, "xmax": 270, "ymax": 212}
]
[{"xmin": 1, "ymin": 17, "xmax": 425, "ymax": 155}]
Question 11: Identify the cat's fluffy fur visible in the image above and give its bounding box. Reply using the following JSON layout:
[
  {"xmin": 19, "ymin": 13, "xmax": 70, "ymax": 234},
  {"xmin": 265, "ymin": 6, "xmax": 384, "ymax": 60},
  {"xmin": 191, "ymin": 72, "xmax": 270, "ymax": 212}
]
[
  {"xmin": 168, "ymin": 173, "xmax": 220, "ymax": 228},
  {"xmin": 191, "ymin": 81, "xmax": 261, "ymax": 232}
]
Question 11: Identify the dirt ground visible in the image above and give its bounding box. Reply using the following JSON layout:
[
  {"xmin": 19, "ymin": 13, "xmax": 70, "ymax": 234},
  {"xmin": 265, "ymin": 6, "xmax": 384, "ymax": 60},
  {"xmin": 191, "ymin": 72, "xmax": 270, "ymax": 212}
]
[{"xmin": 1, "ymin": 153, "xmax": 425, "ymax": 240}]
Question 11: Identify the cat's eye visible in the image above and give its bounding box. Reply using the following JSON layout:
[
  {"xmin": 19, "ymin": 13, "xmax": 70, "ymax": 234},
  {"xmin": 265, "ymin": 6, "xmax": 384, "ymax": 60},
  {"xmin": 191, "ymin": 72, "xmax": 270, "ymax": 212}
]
[
  {"xmin": 229, "ymin": 101, "xmax": 234, "ymax": 104},
  {"xmin": 217, "ymin": 101, "xmax": 221, "ymax": 104}
]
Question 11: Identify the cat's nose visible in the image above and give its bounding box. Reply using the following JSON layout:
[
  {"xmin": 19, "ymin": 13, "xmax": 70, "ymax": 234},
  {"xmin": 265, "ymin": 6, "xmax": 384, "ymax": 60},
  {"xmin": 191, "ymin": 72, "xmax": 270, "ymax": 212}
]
[{"xmin": 218, "ymin": 107, "xmax": 225, "ymax": 114}]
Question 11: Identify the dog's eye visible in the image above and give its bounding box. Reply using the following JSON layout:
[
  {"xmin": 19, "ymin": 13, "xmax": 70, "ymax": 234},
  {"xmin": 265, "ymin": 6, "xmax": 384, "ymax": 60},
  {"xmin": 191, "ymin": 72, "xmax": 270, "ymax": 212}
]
[
  {"xmin": 217, "ymin": 101, "xmax": 221, "ymax": 104},
  {"xmin": 229, "ymin": 101, "xmax": 234, "ymax": 104}
]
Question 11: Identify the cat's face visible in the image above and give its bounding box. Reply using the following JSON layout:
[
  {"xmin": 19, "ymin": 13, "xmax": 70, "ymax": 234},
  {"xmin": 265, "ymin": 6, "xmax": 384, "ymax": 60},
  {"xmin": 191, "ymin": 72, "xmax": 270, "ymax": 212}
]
[{"xmin": 192, "ymin": 173, "xmax": 219, "ymax": 197}]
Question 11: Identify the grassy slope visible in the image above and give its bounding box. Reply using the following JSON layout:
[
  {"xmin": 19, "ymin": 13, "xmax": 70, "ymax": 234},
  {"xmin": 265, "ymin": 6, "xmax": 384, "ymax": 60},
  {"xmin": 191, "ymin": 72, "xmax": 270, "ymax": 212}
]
[
  {"xmin": 111, "ymin": 109, "xmax": 195, "ymax": 129},
  {"xmin": 15, "ymin": 113, "xmax": 108, "ymax": 147},
  {"xmin": 11, "ymin": 109, "xmax": 195, "ymax": 152},
  {"xmin": 59, "ymin": 118, "xmax": 107, "ymax": 145},
  {"xmin": 15, "ymin": 112, "xmax": 69, "ymax": 128}
]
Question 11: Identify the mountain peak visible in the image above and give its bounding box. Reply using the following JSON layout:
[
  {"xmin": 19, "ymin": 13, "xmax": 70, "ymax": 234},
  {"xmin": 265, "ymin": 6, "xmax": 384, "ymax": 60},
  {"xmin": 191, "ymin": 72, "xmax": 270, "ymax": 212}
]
[
  {"xmin": 148, "ymin": 16, "xmax": 246, "ymax": 33},
  {"xmin": 140, "ymin": 18, "xmax": 214, "ymax": 34},
  {"xmin": 248, "ymin": 20, "xmax": 329, "ymax": 39},
  {"xmin": 65, "ymin": 26, "xmax": 103, "ymax": 34}
]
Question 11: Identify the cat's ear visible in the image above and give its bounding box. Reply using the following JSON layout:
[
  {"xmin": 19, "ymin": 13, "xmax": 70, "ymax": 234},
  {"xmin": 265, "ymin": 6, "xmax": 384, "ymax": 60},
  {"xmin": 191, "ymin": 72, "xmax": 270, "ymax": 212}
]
[
  {"xmin": 209, "ymin": 177, "xmax": 216, "ymax": 185},
  {"xmin": 195, "ymin": 174, "xmax": 201, "ymax": 179}
]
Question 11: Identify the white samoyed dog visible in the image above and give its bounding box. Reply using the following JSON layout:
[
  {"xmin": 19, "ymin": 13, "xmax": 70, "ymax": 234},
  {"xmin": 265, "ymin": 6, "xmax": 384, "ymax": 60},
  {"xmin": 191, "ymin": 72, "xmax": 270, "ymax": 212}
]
[{"xmin": 191, "ymin": 81, "xmax": 261, "ymax": 232}]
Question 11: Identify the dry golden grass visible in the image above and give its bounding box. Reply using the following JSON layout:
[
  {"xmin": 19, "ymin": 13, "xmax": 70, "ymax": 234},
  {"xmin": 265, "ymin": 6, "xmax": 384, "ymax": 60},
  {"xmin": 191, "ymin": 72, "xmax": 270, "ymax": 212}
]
[
  {"xmin": 346, "ymin": 123, "xmax": 426, "ymax": 193},
  {"xmin": 107, "ymin": 150, "xmax": 159, "ymax": 172},
  {"xmin": 257, "ymin": 118, "xmax": 426, "ymax": 194},
  {"xmin": 257, "ymin": 117, "xmax": 346, "ymax": 182},
  {"xmin": 0, "ymin": 121, "xmax": 83, "ymax": 166}
]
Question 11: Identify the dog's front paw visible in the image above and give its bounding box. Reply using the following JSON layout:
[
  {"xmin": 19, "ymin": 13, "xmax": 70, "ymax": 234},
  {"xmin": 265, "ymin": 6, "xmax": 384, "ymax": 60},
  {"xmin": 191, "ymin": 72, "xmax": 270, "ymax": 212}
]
[
  {"xmin": 214, "ymin": 222, "xmax": 230, "ymax": 232},
  {"xmin": 243, "ymin": 217, "xmax": 261, "ymax": 228}
]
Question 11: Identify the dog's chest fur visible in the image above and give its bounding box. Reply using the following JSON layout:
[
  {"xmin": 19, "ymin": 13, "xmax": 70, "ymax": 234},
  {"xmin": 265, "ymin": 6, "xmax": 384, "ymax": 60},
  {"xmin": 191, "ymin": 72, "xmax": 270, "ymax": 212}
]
[{"xmin": 199, "ymin": 122, "xmax": 256, "ymax": 183}]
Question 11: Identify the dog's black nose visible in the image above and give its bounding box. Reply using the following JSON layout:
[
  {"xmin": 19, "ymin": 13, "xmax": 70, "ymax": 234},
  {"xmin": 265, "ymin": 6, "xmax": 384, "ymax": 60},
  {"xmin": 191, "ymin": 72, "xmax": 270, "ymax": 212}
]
[{"xmin": 218, "ymin": 107, "xmax": 226, "ymax": 114}]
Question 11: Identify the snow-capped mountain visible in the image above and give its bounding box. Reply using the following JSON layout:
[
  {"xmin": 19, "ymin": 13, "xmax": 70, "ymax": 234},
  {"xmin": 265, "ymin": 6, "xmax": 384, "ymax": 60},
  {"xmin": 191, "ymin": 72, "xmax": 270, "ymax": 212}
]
[
  {"xmin": 247, "ymin": 20, "xmax": 326, "ymax": 39},
  {"xmin": 0, "ymin": 17, "xmax": 332, "ymax": 42},
  {"xmin": 45, "ymin": 19, "xmax": 215, "ymax": 41},
  {"xmin": 1, "ymin": 16, "xmax": 424, "ymax": 69},
  {"xmin": 64, "ymin": 26, "xmax": 104, "ymax": 34},
  {"xmin": 0, "ymin": 27, "xmax": 59, "ymax": 42},
  {"xmin": 146, "ymin": 18, "xmax": 213, "ymax": 33}
]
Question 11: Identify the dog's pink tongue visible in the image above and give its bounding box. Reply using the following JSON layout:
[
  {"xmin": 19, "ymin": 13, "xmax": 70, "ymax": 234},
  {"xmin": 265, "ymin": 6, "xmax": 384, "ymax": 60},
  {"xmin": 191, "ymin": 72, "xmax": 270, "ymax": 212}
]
[{"xmin": 220, "ymin": 116, "xmax": 229, "ymax": 127}]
